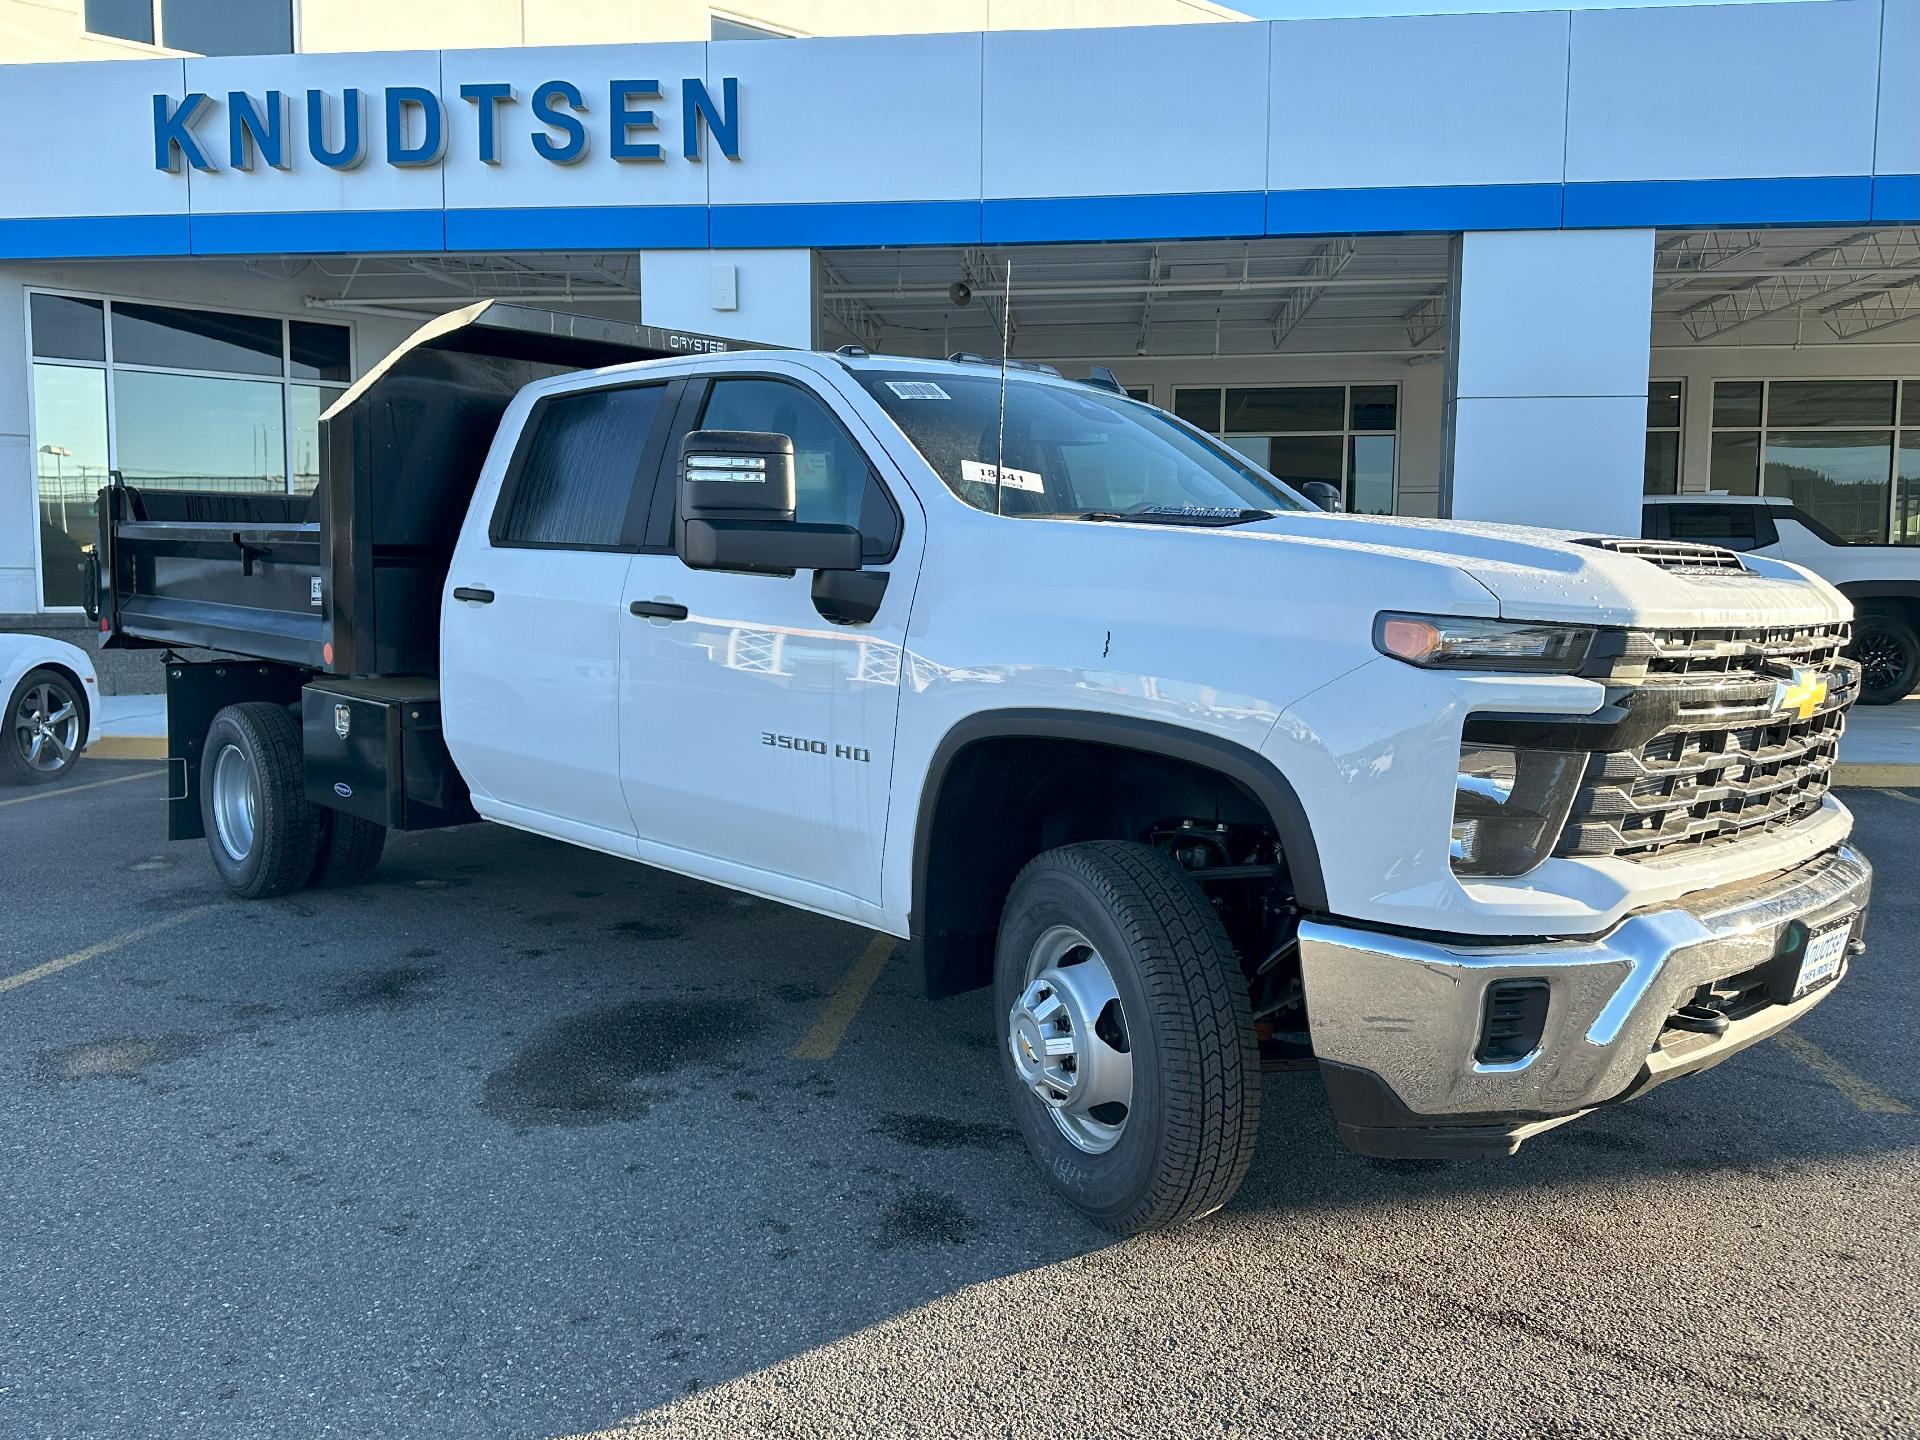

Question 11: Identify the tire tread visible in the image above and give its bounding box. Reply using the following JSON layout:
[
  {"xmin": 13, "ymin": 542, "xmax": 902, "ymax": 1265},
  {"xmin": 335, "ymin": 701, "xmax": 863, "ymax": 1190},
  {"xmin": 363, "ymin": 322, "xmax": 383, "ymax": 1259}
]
[
  {"xmin": 206, "ymin": 702, "xmax": 318, "ymax": 900},
  {"xmin": 1005, "ymin": 840, "xmax": 1261, "ymax": 1233}
]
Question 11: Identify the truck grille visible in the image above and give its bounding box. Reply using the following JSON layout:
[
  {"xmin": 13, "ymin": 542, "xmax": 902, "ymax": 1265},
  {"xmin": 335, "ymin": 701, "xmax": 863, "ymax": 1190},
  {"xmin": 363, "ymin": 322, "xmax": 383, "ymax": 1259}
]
[{"xmin": 1555, "ymin": 623, "xmax": 1856, "ymax": 862}]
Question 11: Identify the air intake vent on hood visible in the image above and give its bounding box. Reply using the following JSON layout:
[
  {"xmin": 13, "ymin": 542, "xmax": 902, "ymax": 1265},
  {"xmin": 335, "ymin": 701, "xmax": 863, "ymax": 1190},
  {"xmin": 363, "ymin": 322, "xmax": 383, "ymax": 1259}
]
[{"xmin": 1577, "ymin": 538, "xmax": 1748, "ymax": 574}]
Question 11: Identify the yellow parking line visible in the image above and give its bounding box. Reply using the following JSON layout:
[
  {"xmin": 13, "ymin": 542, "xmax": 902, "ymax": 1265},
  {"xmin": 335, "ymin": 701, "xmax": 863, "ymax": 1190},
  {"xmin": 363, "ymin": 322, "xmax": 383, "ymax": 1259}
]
[
  {"xmin": 0, "ymin": 905, "xmax": 216, "ymax": 997},
  {"xmin": 1775, "ymin": 1031, "xmax": 1911, "ymax": 1115},
  {"xmin": 791, "ymin": 932, "xmax": 897, "ymax": 1060},
  {"xmin": 0, "ymin": 768, "xmax": 162, "ymax": 809}
]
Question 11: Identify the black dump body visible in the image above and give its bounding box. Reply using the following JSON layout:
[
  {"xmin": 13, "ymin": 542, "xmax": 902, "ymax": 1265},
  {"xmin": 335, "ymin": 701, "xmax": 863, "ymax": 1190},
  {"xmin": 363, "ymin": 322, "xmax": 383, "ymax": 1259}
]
[
  {"xmin": 93, "ymin": 303, "xmax": 749, "ymax": 842},
  {"xmin": 95, "ymin": 301, "xmax": 746, "ymax": 676}
]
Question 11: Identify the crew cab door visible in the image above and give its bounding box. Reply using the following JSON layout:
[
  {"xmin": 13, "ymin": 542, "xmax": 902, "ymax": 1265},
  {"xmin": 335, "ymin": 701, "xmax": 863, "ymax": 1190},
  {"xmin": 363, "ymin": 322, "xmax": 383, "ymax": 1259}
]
[
  {"xmin": 617, "ymin": 369, "xmax": 920, "ymax": 913},
  {"xmin": 442, "ymin": 378, "xmax": 678, "ymax": 851}
]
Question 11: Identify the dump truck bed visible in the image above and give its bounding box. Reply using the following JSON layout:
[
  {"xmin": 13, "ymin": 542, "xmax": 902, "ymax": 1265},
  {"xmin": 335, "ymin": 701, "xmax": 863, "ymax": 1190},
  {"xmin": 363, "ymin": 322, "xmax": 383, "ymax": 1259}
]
[{"xmin": 95, "ymin": 302, "xmax": 749, "ymax": 676}]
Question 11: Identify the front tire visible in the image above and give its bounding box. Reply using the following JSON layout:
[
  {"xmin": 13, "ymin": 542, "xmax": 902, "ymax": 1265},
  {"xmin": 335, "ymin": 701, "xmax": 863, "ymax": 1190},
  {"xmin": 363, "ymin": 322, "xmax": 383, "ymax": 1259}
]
[
  {"xmin": 995, "ymin": 840, "xmax": 1260, "ymax": 1234},
  {"xmin": 4, "ymin": 667, "xmax": 86, "ymax": 786},
  {"xmin": 1850, "ymin": 611, "xmax": 1920, "ymax": 705},
  {"xmin": 199, "ymin": 702, "xmax": 319, "ymax": 899}
]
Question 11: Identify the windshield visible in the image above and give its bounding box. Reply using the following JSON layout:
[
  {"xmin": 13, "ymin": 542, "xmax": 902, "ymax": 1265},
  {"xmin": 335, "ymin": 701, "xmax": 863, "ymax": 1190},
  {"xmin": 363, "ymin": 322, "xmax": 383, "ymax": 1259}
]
[{"xmin": 856, "ymin": 369, "xmax": 1310, "ymax": 519}]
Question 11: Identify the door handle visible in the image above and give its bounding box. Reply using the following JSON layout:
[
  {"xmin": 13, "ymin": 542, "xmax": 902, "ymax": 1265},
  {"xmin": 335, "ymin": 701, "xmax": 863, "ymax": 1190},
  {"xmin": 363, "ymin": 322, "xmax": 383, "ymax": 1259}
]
[
  {"xmin": 452, "ymin": 586, "xmax": 495, "ymax": 604},
  {"xmin": 629, "ymin": 599, "xmax": 689, "ymax": 621}
]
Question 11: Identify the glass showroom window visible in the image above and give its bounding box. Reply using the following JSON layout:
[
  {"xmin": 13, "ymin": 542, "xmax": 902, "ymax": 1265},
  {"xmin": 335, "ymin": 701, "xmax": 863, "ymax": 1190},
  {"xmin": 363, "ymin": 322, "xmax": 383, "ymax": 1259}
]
[
  {"xmin": 1171, "ymin": 384, "xmax": 1398, "ymax": 514},
  {"xmin": 1644, "ymin": 380, "xmax": 1683, "ymax": 495},
  {"xmin": 84, "ymin": 0, "xmax": 294, "ymax": 55},
  {"xmin": 27, "ymin": 292, "xmax": 350, "ymax": 608},
  {"xmin": 1709, "ymin": 378, "xmax": 1920, "ymax": 545}
]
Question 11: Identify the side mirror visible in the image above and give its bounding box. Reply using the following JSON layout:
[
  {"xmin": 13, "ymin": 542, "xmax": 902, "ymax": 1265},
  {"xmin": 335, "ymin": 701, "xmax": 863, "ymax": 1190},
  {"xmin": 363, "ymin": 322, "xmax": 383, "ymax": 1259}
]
[
  {"xmin": 1301, "ymin": 480, "xmax": 1345, "ymax": 513},
  {"xmin": 677, "ymin": 429, "xmax": 861, "ymax": 576}
]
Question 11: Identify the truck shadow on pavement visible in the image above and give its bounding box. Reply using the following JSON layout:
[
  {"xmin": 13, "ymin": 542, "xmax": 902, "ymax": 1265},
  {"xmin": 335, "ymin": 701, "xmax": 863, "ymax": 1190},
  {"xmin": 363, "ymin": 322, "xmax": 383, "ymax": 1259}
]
[{"xmin": 7, "ymin": 797, "xmax": 1917, "ymax": 1440}]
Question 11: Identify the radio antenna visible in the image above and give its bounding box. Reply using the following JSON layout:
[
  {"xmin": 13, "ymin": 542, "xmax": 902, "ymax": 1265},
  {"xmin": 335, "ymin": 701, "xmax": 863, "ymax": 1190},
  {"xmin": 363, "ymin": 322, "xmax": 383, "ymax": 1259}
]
[{"xmin": 995, "ymin": 258, "xmax": 1012, "ymax": 517}]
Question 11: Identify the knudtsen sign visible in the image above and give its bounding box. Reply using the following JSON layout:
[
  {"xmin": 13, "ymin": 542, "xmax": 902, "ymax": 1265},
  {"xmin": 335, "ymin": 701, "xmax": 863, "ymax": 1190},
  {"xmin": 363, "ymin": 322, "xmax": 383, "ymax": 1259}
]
[{"xmin": 152, "ymin": 79, "xmax": 741, "ymax": 173}]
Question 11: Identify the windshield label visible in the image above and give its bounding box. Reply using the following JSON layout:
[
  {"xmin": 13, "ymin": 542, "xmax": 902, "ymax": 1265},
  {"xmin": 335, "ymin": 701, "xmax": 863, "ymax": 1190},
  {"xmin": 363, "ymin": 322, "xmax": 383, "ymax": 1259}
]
[
  {"xmin": 962, "ymin": 459, "xmax": 1044, "ymax": 494},
  {"xmin": 886, "ymin": 380, "xmax": 950, "ymax": 400}
]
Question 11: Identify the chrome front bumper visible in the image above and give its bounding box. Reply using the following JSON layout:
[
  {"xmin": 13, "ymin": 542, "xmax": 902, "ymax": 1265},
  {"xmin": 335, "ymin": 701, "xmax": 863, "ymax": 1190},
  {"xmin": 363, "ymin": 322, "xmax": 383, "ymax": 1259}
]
[{"xmin": 1300, "ymin": 845, "xmax": 1873, "ymax": 1157}]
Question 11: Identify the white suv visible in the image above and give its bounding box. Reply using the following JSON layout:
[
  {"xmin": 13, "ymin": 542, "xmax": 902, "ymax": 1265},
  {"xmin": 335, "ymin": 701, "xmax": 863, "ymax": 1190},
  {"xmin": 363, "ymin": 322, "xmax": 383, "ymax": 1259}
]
[{"xmin": 1646, "ymin": 494, "xmax": 1920, "ymax": 704}]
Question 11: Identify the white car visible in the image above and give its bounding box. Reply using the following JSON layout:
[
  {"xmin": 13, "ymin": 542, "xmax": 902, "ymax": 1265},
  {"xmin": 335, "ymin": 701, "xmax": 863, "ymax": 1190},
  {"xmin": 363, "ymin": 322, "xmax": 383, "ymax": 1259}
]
[
  {"xmin": 1645, "ymin": 493, "xmax": 1920, "ymax": 704},
  {"xmin": 0, "ymin": 632, "xmax": 99, "ymax": 784}
]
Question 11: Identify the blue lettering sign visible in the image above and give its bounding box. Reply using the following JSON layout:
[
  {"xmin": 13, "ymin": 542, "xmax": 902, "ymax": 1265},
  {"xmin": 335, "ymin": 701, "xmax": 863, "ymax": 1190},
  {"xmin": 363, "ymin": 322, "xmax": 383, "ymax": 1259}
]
[
  {"xmin": 385, "ymin": 86, "xmax": 445, "ymax": 168},
  {"xmin": 151, "ymin": 78, "xmax": 738, "ymax": 174},
  {"xmin": 152, "ymin": 92, "xmax": 215, "ymax": 173},
  {"xmin": 609, "ymin": 80, "xmax": 662, "ymax": 162},
  {"xmin": 308, "ymin": 88, "xmax": 367, "ymax": 169},
  {"xmin": 228, "ymin": 91, "xmax": 289, "ymax": 171},
  {"xmin": 682, "ymin": 77, "xmax": 739, "ymax": 161},
  {"xmin": 531, "ymin": 80, "xmax": 588, "ymax": 165},
  {"xmin": 459, "ymin": 82, "xmax": 516, "ymax": 165}
]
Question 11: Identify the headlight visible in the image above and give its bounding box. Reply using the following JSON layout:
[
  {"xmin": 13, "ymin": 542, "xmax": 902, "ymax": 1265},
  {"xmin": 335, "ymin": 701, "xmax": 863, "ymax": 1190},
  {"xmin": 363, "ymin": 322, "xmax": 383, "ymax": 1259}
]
[
  {"xmin": 1375, "ymin": 613, "xmax": 1596, "ymax": 673},
  {"xmin": 1450, "ymin": 743, "xmax": 1585, "ymax": 877}
]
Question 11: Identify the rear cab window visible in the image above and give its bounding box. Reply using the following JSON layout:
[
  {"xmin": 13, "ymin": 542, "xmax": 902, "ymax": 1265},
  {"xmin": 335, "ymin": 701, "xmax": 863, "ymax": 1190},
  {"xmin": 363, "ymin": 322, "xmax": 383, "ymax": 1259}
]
[{"xmin": 491, "ymin": 383, "xmax": 671, "ymax": 550}]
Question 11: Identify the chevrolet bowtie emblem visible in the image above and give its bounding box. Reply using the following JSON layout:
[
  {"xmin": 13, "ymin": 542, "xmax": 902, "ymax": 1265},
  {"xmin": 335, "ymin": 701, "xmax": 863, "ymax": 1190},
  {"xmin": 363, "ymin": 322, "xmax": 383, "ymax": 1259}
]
[{"xmin": 1772, "ymin": 666, "xmax": 1828, "ymax": 720}]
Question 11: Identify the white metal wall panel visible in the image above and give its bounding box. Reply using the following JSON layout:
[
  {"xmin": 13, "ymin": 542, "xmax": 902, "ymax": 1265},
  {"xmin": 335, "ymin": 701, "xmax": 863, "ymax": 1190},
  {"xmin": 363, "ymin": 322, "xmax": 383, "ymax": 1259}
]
[
  {"xmin": 1877, "ymin": 0, "xmax": 1920, "ymax": 176},
  {"xmin": 1564, "ymin": 0, "xmax": 1883, "ymax": 182},
  {"xmin": 1266, "ymin": 11, "xmax": 1571, "ymax": 191},
  {"xmin": 708, "ymin": 34, "xmax": 982, "ymax": 206},
  {"xmin": 1449, "ymin": 396, "xmax": 1647, "ymax": 536},
  {"xmin": 0, "ymin": 60, "xmax": 190, "ymax": 222},
  {"xmin": 981, "ymin": 24, "xmax": 1269, "ymax": 198},
  {"xmin": 1453, "ymin": 229, "xmax": 1655, "ymax": 400}
]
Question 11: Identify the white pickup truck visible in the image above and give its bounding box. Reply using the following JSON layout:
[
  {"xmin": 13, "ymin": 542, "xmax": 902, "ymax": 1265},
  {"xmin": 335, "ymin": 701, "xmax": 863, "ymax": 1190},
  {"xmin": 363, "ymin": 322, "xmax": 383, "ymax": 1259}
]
[
  {"xmin": 95, "ymin": 304, "xmax": 1874, "ymax": 1234},
  {"xmin": 1645, "ymin": 493, "xmax": 1920, "ymax": 704}
]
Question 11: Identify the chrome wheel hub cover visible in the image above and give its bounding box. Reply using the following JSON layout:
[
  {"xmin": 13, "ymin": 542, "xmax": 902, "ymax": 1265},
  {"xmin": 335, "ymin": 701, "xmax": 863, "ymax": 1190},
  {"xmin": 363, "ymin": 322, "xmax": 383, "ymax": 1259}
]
[
  {"xmin": 1009, "ymin": 925, "xmax": 1134, "ymax": 1155},
  {"xmin": 210, "ymin": 743, "xmax": 258, "ymax": 862}
]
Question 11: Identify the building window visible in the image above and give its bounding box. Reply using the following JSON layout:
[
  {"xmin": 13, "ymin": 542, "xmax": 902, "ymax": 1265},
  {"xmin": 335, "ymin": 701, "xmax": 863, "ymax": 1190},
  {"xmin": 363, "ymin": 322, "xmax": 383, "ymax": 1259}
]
[
  {"xmin": 27, "ymin": 292, "xmax": 350, "ymax": 609},
  {"xmin": 1644, "ymin": 380, "xmax": 1682, "ymax": 495},
  {"xmin": 1171, "ymin": 383, "xmax": 1398, "ymax": 514},
  {"xmin": 1707, "ymin": 378, "xmax": 1919, "ymax": 544},
  {"xmin": 86, "ymin": 0, "xmax": 293, "ymax": 55}
]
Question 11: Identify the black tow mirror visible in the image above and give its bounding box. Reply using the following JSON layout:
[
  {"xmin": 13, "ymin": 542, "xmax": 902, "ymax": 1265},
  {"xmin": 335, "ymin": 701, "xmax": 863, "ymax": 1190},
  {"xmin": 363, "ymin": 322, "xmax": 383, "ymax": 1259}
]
[
  {"xmin": 1301, "ymin": 480, "xmax": 1345, "ymax": 513},
  {"xmin": 677, "ymin": 429, "xmax": 862, "ymax": 576}
]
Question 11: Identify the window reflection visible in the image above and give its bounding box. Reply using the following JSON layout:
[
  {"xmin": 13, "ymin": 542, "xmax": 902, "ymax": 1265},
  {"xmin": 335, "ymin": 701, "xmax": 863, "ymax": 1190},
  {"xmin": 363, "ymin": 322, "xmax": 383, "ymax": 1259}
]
[
  {"xmin": 31, "ymin": 364, "xmax": 109, "ymax": 609},
  {"xmin": 115, "ymin": 372, "xmax": 287, "ymax": 494},
  {"xmin": 1763, "ymin": 431, "xmax": 1892, "ymax": 544},
  {"xmin": 290, "ymin": 384, "xmax": 346, "ymax": 496}
]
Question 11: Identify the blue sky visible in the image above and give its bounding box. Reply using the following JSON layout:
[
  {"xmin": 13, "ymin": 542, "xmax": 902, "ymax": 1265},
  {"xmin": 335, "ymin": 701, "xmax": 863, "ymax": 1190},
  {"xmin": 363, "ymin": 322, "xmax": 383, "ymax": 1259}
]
[{"xmin": 1235, "ymin": 0, "xmax": 1823, "ymax": 16}]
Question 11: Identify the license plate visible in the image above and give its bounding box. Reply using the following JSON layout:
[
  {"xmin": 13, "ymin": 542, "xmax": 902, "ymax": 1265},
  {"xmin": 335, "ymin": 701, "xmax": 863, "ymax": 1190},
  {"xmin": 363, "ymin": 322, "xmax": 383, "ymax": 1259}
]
[{"xmin": 1793, "ymin": 919, "xmax": 1852, "ymax": 999}]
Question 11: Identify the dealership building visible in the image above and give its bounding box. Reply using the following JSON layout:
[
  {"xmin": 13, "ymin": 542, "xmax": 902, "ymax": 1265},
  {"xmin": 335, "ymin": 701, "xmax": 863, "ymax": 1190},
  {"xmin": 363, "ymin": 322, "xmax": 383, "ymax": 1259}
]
[{"xmin": 1, "ymin": 0, "xmax": 1916, "ymax": 654}]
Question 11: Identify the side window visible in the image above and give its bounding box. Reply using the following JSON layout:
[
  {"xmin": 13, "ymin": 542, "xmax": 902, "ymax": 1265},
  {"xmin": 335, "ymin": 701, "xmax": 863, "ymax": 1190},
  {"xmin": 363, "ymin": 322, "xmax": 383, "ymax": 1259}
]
[
  {"xmin": 696, "ymin": 377, "xmax": 900, "ymax": 560},
  {"xmin": 1664, "ymin": 503, "xmax": 1761, "ymax": 551},
  {"xmin": 493, "ymin": 384, "xmax": 667, "ymax": 548}
]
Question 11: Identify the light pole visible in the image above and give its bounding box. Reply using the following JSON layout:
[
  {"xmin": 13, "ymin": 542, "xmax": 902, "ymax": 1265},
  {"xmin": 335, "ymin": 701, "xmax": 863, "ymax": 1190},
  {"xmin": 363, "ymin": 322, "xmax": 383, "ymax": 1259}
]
[{"xmin": 38, "ymin": 444, "xmax": 71, "ymax": 533}]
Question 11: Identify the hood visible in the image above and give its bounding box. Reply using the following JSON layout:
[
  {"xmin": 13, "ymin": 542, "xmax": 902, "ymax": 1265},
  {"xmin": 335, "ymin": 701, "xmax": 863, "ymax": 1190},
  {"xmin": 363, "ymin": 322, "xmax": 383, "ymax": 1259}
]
[{"xmin": 1242, "ymin": 511, "xmax": 1850, "ymax": 629}]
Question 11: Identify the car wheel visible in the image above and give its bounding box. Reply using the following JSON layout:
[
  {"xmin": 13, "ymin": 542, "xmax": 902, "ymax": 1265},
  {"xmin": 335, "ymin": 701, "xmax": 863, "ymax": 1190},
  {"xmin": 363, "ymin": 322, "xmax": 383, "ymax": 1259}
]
[
  {"xmin": 199, "ymin": 702, "xmax": 320, "ymax": 899},
  {"xmin": 1850, "ymin": 611, "xmax": 1920, "ymax": 705},
  {"xmin": 3, "ymin": 667, "xmax": 86, "ymax": 786},
  {"xmin": 995, "ymin": 840, "xmax": 1261, "ymax": 1234}
]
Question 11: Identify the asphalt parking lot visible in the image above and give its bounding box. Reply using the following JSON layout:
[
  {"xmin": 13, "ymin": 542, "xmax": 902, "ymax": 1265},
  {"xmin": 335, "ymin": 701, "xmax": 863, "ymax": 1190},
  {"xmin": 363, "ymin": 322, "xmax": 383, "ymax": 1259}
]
[{"xmin": 2, "ymin": 762, "xmax": 1916, "ymax": 1440}]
